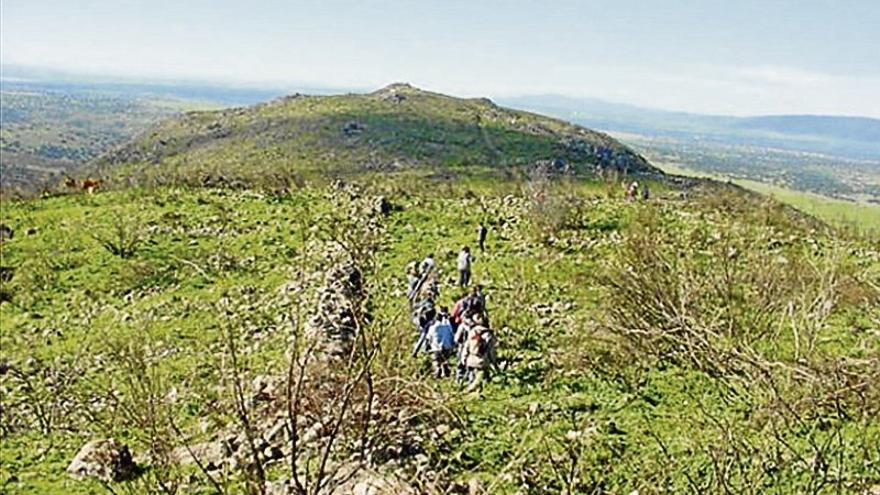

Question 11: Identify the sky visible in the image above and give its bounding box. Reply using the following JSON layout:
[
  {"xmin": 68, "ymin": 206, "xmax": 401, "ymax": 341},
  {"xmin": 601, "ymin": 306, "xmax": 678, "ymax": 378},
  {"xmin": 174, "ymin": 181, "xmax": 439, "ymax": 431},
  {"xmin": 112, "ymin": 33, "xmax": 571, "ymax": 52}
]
[{"xmin": 2, "ymin": 0, "xmax": 880, "ymax": 117}]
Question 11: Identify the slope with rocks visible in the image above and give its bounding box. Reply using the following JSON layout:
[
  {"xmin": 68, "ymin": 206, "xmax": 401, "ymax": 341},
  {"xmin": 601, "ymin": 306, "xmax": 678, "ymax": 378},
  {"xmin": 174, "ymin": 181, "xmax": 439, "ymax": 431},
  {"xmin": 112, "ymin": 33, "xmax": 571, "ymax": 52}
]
[
  {"xmin": 1, "ymin": 175, "xmax": 878, "ymax": 494},
  {"xmin": 93, "ymin": 83, "xmax": 660, "ymax": 187}
]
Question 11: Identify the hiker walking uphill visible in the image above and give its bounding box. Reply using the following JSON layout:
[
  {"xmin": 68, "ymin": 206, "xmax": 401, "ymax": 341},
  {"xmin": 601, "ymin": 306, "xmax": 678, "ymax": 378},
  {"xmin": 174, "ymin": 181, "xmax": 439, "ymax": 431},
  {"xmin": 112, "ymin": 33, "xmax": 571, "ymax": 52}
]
[
  {"xmin": 457, "ymin": 246, "xmax": 473, "ymax": 288},
  {"xmin": 476, "ymin": 223, "xmax": 488, "ymax": 252},
  {"xmin": 426, "ymin": 307, "xmax": 455, "ymax": 378},
  {"xmin": 403, "ymin": 252, "xmax": 497, "ymax": 390},
  {"xmin": 408, "ymin": 254, "xmax": 438, "ymax": 306},
  {"xmin": 463, "ymin": 315, "xmax": 497, "ymax": 393},
  {"xmin": 411, "ymin": 297, "xmax": 436, "ymax": 356}
]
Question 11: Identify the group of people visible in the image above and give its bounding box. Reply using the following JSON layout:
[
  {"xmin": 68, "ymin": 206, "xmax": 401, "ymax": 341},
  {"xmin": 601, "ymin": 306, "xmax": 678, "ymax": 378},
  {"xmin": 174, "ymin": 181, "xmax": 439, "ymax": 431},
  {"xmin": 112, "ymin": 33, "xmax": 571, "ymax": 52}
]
[{"xmin": 406, "ymin": 243, "xmax": 497, "ymax": 393}]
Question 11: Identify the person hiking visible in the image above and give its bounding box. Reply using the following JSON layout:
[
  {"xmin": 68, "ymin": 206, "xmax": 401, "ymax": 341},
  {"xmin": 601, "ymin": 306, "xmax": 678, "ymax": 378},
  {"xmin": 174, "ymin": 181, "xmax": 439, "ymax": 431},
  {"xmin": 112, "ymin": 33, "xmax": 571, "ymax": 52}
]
[
  {"xmin": 406, "ymin": 262, "xmax": 421, "ymax": 301},
  {"xmin": 626, "ymin": 181, "xmax": 639, "ymax": 201},
  {"xmin": 641, "ymin": 184, "xmax": 650, "ymax": 201},
  {"xmin": 420, "ymin": 254, "xmax": 436, "ymax": 275},
  {"xmin": 451, "ymin": 292, "xmax": 469, "ymax": 329},
  {"xmin": 424, "ymin": 272, "xmax": 440, "ymax": 300},
  {"xmin": 426, "ymin": 307, "xmax": 455, "ymax": 378},
  {"xmin": 463, "ymin": 317, "xmax": 497, "ymax": 393},
  {"xmin": 454, "ymin": 311, "xmax": 477, "ymax": 383},
  {"xmin": 457, "ymin": 246, "xmax": 473, "ymax": 288},
  {"xmin": 411, "ymin": 299, "xmax": 436, "ymax": 357},
  {"xmin": 464, "ymin": 285, "xmax": 487, "ymax": 319},
  {"xmin": 476, "ymin": 224, "xmax": 488, "ymax": 252}
]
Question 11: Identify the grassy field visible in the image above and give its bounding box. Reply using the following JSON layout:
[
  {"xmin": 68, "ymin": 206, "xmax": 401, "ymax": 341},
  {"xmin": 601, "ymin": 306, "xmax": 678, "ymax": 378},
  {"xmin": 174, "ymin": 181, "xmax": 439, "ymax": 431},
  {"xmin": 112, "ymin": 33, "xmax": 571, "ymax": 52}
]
[
  {"xmin": 2, "ymin": 176, "xmax": 878, "ymax": 494},
  {"xmin": 655, "ymin": 161, "xmax": 880, "ymax": 235}
]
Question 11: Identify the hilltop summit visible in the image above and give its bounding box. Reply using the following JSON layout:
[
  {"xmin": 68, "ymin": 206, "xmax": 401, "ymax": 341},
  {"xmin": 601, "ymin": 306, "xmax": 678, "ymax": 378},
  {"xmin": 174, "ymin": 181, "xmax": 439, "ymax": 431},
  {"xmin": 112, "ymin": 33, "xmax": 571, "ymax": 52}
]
[{"xmin": 96, "ymin": 85, "xmax": 660, "ymax": 186}]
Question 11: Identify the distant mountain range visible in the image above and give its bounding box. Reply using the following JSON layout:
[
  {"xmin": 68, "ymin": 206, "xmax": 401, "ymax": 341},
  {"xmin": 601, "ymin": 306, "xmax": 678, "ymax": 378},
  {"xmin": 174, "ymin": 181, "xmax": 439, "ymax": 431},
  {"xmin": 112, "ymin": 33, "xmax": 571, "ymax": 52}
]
[{"xmin": 496, "ymin": 95, "xmax": 880, "ymax": 160}]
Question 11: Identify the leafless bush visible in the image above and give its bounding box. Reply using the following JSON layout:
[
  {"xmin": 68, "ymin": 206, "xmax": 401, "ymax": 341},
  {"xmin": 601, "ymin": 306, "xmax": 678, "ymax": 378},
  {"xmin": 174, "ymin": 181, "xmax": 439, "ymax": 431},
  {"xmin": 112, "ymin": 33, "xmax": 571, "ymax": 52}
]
[
  {"xmin": 600, "ymin": 207, "xmax": 880, "ymax": 491},
  {"xmin": 103, "ymin": 337, "xmax": 184, "ymax": 494},
  {"xmin": 92, "ymin": 209, "xmax": 144, "ymax": 258}
]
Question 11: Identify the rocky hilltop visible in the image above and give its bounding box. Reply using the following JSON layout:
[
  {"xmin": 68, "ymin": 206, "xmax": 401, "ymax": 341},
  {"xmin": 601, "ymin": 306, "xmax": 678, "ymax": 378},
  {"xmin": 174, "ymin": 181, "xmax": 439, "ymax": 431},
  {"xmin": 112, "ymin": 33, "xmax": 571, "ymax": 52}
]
[{"xmin": 95, "ymin": 83, "xmax": 660, "ymax": 186}]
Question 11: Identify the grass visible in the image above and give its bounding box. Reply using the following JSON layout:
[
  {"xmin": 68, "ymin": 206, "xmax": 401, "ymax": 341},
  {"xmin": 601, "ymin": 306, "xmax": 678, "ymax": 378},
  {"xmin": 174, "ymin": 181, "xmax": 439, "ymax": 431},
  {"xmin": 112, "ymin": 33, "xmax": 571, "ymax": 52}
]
[
  {"xmin": 2, "ymin": 176, "xmax": 877, "ymax": 494},
  {"xmin": 655, "ymin": 160, "xmax": 880, "ymax": 235}
]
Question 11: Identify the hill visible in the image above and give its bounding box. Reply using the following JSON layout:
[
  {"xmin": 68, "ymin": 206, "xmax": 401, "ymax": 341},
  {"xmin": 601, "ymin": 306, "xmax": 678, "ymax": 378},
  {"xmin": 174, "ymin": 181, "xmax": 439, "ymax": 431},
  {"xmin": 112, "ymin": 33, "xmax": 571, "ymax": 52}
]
[
  {"xmin": 0, "ymin": 82, "xmax": 190, "ymax": 190},
  {"xmin": 498, "ymin": 94, "xmax": 880, "ymax": 159},
  {"xmin": 94, "ymin": 84, "xmax": 659, "ymax": 187},
  {"xmin": 2, "ymin": 85, "xmax": 878, "ymax": 495},
  {"xmin": 499, "ymin": 95, "xmax": 880, "ymax": 203}
]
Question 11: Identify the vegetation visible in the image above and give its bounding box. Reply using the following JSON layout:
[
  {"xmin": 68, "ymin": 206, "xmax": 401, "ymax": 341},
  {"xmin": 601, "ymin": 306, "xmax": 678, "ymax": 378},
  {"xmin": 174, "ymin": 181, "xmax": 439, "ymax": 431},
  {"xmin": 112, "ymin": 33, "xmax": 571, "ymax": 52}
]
[
  {"xmin": 91, "ymin": 83, "xmax": 655, "ymax": 188},
  {"xmin": 1, "ymin": 86, "xmax": 877, "ymax": 494},
  {"xmin": 1, "ymin": 173, "xmax": 878, "ymax": 493},
  {"xmin": 0, "ymin": 83, "xmax": 207, "ymax": 191},
  {"xmin": 613, "ymin": 131, "xmax": 880, "ymax": 203},
  {"xmin": 654, "ymin": 161, "xmax": 880, "ymax": 235}
]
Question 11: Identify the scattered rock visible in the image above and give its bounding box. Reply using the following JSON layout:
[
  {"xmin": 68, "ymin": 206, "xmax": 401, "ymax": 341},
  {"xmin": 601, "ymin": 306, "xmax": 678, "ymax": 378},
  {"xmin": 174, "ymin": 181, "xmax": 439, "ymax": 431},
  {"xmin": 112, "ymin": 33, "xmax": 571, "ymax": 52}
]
[
  {"xmin": 67, "ymin": 439, "xmax": 138, "ymax": 482},
  {"xmin": 345, "ymin": 469, "xmax": 417, "ymax": 495},
  {"xmin": 467, "ymin": 477, "xmax": 484, "ymax": 495},
  {"xmin": 169, "ymin": 441, "xmax": 226, "ymax": 468},
  {"xmin": 0, "ymin": 224, "xmax": 13, "ymax": 242}
]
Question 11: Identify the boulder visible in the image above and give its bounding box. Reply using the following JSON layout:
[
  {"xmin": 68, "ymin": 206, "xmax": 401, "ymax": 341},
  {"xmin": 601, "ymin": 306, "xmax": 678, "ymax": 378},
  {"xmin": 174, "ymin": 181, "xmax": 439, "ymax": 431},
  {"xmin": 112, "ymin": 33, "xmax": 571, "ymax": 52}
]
[
  {"xmin": 0, "ymin": 224, "xmax": 12, "ymax": 242},
  {"xmin": 169, "ymin": 441, "xmax": 226, "ymax": 468},
  {"xmin": 67, "ymin": 439, "xmax": 138, "ymax": 482},
  {"xmin": 338, "ymin": 469, "xmax": 417, "ymax": 495}
]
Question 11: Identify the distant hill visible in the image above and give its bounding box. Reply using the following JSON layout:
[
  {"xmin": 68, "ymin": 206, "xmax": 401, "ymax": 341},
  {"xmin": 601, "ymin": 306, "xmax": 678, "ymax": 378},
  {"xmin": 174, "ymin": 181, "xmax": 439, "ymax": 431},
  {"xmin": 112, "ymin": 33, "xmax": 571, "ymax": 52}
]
[
  {"xmin": 0, "ymin": 82, "xmax": 186, "ymax": 190},
  {"xmin": 734, "ymin": 115, "xmax": 880, "ymax": 144},
  {"xmin": 498, "ymin": 95, "xmax": 880, "ymax": 159},
  {"xmin": 96, "ymin": 84, "xmax": 659, "ymax": 186}
]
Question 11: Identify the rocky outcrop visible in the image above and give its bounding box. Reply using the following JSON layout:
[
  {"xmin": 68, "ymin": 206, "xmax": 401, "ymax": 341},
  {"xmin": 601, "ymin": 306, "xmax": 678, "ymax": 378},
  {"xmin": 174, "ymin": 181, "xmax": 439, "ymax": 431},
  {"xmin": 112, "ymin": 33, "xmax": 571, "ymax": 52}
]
[
  {"xmin": 306, "ymin": 259, "xmax": 363, "ymax": 358},
  {"xmin": 67, "ymin": 439, "xmax": 138, "ymax": 482}
]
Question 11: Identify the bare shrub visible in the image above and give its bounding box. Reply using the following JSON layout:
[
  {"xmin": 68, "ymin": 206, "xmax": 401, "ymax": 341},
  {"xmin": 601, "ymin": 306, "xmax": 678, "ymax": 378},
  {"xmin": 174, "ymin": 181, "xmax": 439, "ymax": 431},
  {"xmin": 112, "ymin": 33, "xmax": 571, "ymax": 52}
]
[{"xmin": 92, "ymin": 209, "xmax": 144, "ymax": 259}]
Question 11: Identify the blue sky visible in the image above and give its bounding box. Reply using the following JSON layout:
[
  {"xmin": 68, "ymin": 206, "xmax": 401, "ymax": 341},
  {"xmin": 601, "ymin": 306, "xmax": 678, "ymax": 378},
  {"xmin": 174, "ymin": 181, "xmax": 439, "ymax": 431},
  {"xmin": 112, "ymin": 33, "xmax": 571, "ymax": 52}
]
[{"xmin": 2, "ymin": 0, "xmax": 879, "ymax": 116}]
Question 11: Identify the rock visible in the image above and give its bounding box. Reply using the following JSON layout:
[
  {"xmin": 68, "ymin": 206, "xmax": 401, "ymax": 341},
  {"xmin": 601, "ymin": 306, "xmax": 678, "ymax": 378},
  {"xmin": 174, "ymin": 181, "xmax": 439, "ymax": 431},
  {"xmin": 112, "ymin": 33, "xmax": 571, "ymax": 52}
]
[
  {"xmin": 170, "ymin": 441, "xmax": 226, "ymax": 467},
  {"xmin": 0, "ymin": 224, "xmax": 12, "ymax": 242},
  {"xmin": 265, "ymin": 418, "xmax": 290, "ymax": 444},
  {"xmin": 468, "ymin": 477, "xmax": 484, "ymax": 495},
  {"xmin": 375, "ymin": 196, "xmax": 393, "ymax": 216},
  {"xmin": 0, "ymin": 266, "xmax": 14, "ymax": 282},
  {"xmin": 67, "ymin": 439, "xmax": 138, "ymax": 482},
  {"xmin": 265, "ymin": 480, "xmax": 292, "ymax": 495},
  {"xmin": 347, "ymin": 470, "xmax": 417, "ymax": 495}
]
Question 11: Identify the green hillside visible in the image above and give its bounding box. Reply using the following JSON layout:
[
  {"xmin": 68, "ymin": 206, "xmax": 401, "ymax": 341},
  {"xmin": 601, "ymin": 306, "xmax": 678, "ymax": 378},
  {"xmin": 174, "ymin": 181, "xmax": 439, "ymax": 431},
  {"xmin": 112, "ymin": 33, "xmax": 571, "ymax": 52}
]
[
  {"xmin": 0, "ymin": 85, "xmax": 199, "ymax": 190},
  {"xmin": 1, "ymin": 87, "xmax": 878, "ymax": 494},
  {"xmin": 95, "ymin": 84, "xmax": 658, "ymax": 187}
]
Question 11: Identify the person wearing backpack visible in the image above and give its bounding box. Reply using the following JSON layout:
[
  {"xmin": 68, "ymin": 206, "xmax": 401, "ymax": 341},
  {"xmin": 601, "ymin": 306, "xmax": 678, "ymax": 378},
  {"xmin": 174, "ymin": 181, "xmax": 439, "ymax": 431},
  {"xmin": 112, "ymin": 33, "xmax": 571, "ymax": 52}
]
[
  {"xmin": 451, "ymin": 292, "xmax": 469, "ymax": 330},
  {"xmin": 426, "ymin": 307, "xmax": 455, "ymax": 378},
  {"xmin": 463, "ymin": 318, "xmax": 497, "ymax": 393},
  {"xmin": 454, "ymin": 311, "xmax": 475, "ymax": 383},
  {"xmin": 457, "ymin": 246, "xmax": 473, "ymax": 288},
  {"xmin": 411, "ymin": 299, "xmax": 436, "ymax": 357},
  {"xmin": 420, "ymin": 254, "xmax": 436, "ymax": 275}
]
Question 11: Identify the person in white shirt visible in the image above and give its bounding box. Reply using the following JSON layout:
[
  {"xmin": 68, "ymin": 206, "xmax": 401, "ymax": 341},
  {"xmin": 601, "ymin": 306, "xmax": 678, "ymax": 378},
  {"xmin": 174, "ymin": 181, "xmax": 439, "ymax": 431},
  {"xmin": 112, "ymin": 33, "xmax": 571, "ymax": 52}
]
[{"xmin": 457, "ymin": 246, "xmax": 472, "ymax": 288}]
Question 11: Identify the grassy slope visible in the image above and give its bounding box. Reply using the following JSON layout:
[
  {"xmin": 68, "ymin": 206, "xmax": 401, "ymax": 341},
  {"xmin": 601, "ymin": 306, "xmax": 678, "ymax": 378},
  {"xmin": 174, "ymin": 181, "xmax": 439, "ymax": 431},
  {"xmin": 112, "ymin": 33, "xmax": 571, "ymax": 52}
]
[
  {"xmin": 0, "ymin": 89, "xmax": 207, "ymax": 190},
  {"xmin": 655, "ymin": 161, "xmax": 880, "ymax": 235},
  {"xmin": 94, "ymin": 84, "xmax": 656, "ymax": 187},
  {"xmin": 2, "ymin": 177, "xmax": 878, "ymax": 493}
]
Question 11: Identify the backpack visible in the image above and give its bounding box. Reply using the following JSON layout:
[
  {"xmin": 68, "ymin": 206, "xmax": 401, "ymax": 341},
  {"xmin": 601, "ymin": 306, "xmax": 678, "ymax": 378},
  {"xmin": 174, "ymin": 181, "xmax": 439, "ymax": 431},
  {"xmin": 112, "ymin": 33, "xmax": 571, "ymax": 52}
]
[{"xmin": 472, "ymin": 329, "xmax": 490, "ymax": 358}]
